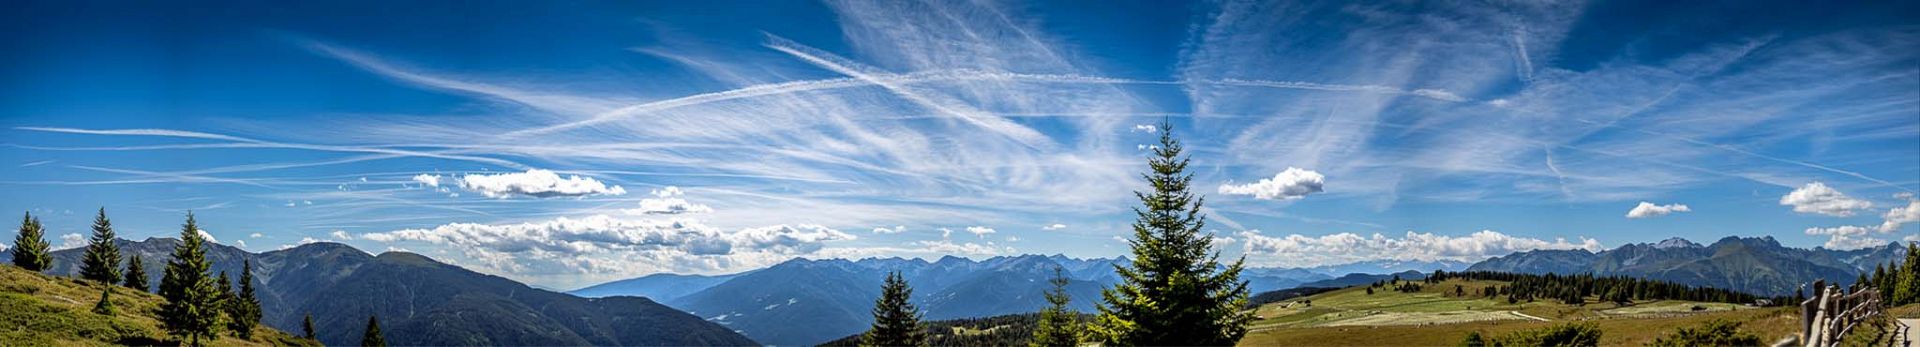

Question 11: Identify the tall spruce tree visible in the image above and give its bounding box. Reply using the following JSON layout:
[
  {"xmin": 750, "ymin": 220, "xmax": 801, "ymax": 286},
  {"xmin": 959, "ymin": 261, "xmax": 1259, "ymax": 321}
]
[
  {"xmin": 1030, "ymin": 267, "xmax": 1080, "ymax": 347},
  {"xmin": 861, "ymin": 271, "xmax": 925, "ymax": 347},
  {"xmin": 303, "ymin": 312, "xmax": 317, "ymax": 339},
  {"xmin": 158, "ymin": 212, "xmax": 221, "ymax": 346},
  {"xmin": 124, "ymin": 255, "xmax": 150, "ymax": 292},
  {"xmin": 79, "ymin": 208, "xmax": 123, "ymax": 283},
  {"xmin": 226, "ymin": 260, "xmax": 262, "ymax": 339},
  {"xmin": 10, "ymin": 212, "xmax": 52, "ymax": 271},
  {"xmin": 1092, "ymin": 121, "xmax": 1252, "ymax": 346},
  {"xmin": 362, "ymin": 315, "xmax": 387, "ymax": 347}
]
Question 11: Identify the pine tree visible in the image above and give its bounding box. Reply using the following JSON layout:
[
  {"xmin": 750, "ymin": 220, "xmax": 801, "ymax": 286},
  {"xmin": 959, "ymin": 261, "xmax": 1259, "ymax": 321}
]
[
  {"xmin": 92, "ymin": 286, "xmax": 116, "ymax": 315},
  {"xmin": 216, "ymin": 270, "xmax": 234, "ymax": 308},
  {"xmin": 1030, "ymin": 267, "xmax": 1080, "ymax": 347},
  {"xmin": 123, "ymin": 255, "xmax": 150, "ymax": 292},
  {"xmin": 79, "ymin": 208, "xmax": 122, "ymax": 284},
  {"xmin": 226, "ymin": 260, "xmax": 261, "ymax": 339},
  {"xmin": 361, "ymin": 315, "xmax": 386, "ymax": 347},
  {"xmin": 10, "ymin": 212, "xmax": 51, "ymax": 271},
  {"xmin": 1092, "ymin": 121, "xmax": 1251, "ymax": 346},
  {"xmin": 1458, "ymin": 331, "xmax": 1486, "ymax": 347},
  {"xmin": 159, "ymin": 212, "xmax": 222, "ymax": 346},
  {"xmin": 861, "ymin": 271, "xmax": 924, "ymax": 347},
  {"xmin": 303, "ymin": 312, "xmax": 317, "ymax": 339}
]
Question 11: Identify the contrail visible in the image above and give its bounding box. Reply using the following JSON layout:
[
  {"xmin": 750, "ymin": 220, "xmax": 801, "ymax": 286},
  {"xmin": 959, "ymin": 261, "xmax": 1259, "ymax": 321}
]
[
  {"xmin": 17, "ymin": 126, "xmax": 527, "ymax": 169},
  {"xmin": 762, "ymin": 35, "xmax": 1054, "ymax": 150}
]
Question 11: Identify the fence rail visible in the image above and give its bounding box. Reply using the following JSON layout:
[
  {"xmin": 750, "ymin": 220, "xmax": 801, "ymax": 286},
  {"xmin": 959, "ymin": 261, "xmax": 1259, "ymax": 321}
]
[{"xmin": 1800, "ymin": 280, "xmax": 1891, "ymax": 347}]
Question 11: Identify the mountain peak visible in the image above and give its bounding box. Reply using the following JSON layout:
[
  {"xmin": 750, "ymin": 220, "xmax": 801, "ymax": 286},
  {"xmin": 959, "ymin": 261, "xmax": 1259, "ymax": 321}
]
[{"xmin": 1653, "ymin": 237, "xmax": 1701, "ymax": 249}]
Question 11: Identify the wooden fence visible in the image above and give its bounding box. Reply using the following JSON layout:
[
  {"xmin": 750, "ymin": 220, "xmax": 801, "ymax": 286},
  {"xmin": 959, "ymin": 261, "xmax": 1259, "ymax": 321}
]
[{"xmin": 1800, "ymin": 279, "xmax": 1892, "ymax": 347}]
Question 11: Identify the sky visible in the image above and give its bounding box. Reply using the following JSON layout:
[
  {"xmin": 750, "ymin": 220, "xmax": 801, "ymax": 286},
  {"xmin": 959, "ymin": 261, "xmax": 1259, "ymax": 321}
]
[{"xmin": 2, "ymin": 0, "xmax": 1916, "ymax": 289}]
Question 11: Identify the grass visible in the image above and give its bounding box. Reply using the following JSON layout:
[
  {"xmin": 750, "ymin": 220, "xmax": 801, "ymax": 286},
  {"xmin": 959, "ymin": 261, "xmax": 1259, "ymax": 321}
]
[
  {"xmin": 1239, "ymin": 279, "xmax": 1793, "ymax": 346},
  {"xmin": 0, "ymin": 265, "xmax": 318, "ymax": 347}
]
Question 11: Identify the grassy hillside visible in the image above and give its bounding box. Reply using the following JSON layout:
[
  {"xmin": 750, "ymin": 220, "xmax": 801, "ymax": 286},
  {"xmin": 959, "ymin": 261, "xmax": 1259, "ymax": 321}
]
[
  {"xmin": 0, "ymin": 265, "xmax": 318, "ymax": 347},
  {"xmin": 1239, "ymin": 278, "xmax": 1798, "ymax": 346}
]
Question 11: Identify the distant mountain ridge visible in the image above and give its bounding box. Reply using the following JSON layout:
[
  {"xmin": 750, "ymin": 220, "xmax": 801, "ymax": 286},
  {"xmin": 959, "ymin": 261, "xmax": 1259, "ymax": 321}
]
[
  {"xmin": 19, "ymin": 238, "xmax": 755, "ymax": 346},
  {"xmin": 573, "ymin": 253, "xmax": 1458, "ymax": 346},
  {"xmin": 1466, "ymin": 236, "xmax": 1910, "ymax": 296}
]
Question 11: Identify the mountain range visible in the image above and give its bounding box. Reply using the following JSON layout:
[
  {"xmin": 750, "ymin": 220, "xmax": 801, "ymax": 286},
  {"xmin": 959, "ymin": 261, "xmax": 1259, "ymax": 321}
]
[
  {"xmin": 9, "ymin": 238, "xmax": 755, "ymax": 346},
  {"xmin": 1467, "ymin": 236, "xmax": 1910, "ymax": 296}
]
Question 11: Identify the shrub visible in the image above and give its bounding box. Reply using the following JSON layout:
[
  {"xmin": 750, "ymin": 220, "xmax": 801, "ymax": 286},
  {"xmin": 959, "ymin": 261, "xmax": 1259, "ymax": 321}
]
[
  {"xmin": 1488, "ymin": 323, "xmax": 1601, "ymax": 347},
  {"xmin": 1650, "ymin": 319, "xmax": 1762, "ymax": 347}
]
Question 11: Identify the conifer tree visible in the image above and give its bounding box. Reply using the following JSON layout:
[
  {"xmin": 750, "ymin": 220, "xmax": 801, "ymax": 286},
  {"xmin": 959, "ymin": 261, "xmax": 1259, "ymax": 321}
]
[
  {"xmin": 159, "ymin": 212, "xmax": 221, "ymax": 346},
  {"xmin": 79, "ymin": 208, "xmax": 122, "ymax": 284},
  {"xmin": 361, "ymin": 315, "xmax": 386, "ymax": 347},
  {"xmin": 216, "ymin": 270, "xmax": 234, "ymax": 307},
  {"xmin": 1030, "ymin": 267, "xmax": 1080, "ymax": 347},
  {"xmin": 226, "ymin": 260, "xmax": 261, "ymax": 339},
  {"xmin": 1092, "ymin": 121, "xmax": 1251, "ymax": 346},
  {"xmin": 92, "ymin": 286, "xmax": 116, "ymax": 315},
  {"xmin": 861, "ymin": 271, "xmax": 924, "ymax": 347},
  {"xmin": 123, "ymin": 255, "xmax": 150, "ymax": 292},
  {"xmin": 10, "ymin": 212, "xmax": 51, "ymax": 271},
  {"xmin": 303, "ymin": 313, "xmax": 317, "ymax": 339}
]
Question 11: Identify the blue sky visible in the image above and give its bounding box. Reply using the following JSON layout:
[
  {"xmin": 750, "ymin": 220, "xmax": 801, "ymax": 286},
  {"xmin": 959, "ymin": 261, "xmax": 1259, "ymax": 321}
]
[{"xmin": 3, "ymin": 0, "xmax": 1916, "ymax": 288}]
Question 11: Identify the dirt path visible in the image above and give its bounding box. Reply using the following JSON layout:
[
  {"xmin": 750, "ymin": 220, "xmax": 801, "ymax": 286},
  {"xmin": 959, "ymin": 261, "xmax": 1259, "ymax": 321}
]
[
  {"xmin": 1509, "ymin": 311, "xmax": 1549, "ymax": 321},
  {"xmin": 1900, "ymin": 319, "xmax": 1918, "ymax": 346}
]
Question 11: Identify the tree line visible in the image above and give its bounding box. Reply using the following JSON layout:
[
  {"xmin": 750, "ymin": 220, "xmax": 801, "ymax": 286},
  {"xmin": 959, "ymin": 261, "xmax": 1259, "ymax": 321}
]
[
  {"xmin": 854, "ymin": 122, "xmax": 1251, "ymax": 347},
  {"xmin": 8, "ymin": 209, "xmax": 388, "ymax": 346},
  {"xmin": 1413, "ymin": 270, "xmax": 1771, "ymax": 306},
  {"xmin": 1856, "ymin": 242, "xmax": 1919, "ymax": 306}
]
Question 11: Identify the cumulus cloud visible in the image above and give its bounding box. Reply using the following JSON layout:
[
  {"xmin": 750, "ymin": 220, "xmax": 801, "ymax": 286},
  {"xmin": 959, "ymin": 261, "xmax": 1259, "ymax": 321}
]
[
  {"xmin": 459, "ymin": 169, "xmax": 627, "ymax": 199},
  {"xmin": 1219, "ymin": 168, "xmax": 1325, "ymax": 200},
  {"xmin": 1041, "ymin": 224, "xmax": 1067, "ymax": 231},
  {"xmin": 59, "ymin": 233, "xmax": 85, "ymax": 249},
  {"xmin": 197, "ymin": 230, "xmax": 218, "ymax": 244},
  {"xmin": 329, "ymin": 230, "xmax": 354, "ymax": 241},
  {"xmin": 1130, "ymin": 124, "xmax": 1157, "ymax": 133},
  {"xmin": 1880, "ymin": 199, "xmax": 1920, "ymax": 233},
  {"xmin": 627, "ymin": 186, "xmax": 712, "ymax": 215},
  {"xmin": 412, "ymin": 174, "xmax": 442, "ymax": 187},
  {"xmin": 1779, "ymin": 182, "xmax": 1872, "ymax": 217},
  {"xmin": 1805, "ymin": 225, "xmax": 1886, "ymax": 250},
  {"xmin": 1237, "ymin": 230, "xmax": 1603, "ymax": 267},
  {"xmin": 1625, "ymin": 201, "xmax": 1691, "ymax": 219},
  {"xmin": 361, "ymin": 214, "xmax": 854, "ymax": 258},
  {"xmin": 965, "ymin": 226, "xmax": 996, "ymax": 238},
  {"xmin": 871, "ymin": 226, "xmax": 907, "ymax": 234},
  {"xmin": 248, "ymin": 233, "xmax": 263, "ymax": 238},
  {"xmin": 912, "ymin": 239, "xmax": 1010, "ymax": 256}
]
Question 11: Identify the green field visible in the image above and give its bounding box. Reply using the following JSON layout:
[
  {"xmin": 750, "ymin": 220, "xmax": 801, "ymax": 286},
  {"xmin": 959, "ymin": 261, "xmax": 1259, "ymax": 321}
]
[
  {"xmin": 1240, "ymin": 279, "xmax": 1798, "ymax": 346},
  {"xmin": 0, "ymin": 265, "xmax": 318, "ymax": 347}
]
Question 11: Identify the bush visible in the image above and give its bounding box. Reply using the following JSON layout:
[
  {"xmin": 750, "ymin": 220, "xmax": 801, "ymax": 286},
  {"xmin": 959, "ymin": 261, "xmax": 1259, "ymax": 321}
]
[
  {"xmin": 1488, "ymin": 323, "xmax": 1601, "ymax": 347},
  {"xmin": 1650, "ymin": 319, "xmax": 1762, "ymax": 347}
]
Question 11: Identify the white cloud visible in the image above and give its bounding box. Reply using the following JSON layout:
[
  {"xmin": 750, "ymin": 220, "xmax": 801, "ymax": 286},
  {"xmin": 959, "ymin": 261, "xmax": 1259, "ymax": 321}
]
[
  {"xmin": 1006, "ymin": 236, "xmax": 1020, "ymax": 242},
  {"xmin": 871, "ymin": 226, "xmax": 906, "ymax": 234},
  {"xmin": 361, "ymin": 214, "xmax": 854, "ymax": 258},
  {"xmin": 1237, "ymin": 230, "xmax": 1603, "ymax": 268},
  {"xmin": 459, "ymin": 169, "xmax": 627, "ymax": 199},
  {"xmin": 1041, "ymin": 223, "xmax": 1067, "ymax": 231},
  {"xmin": 0, "ymin": 242, "xmax": 8, "ymax": 252},
  {"xmin": 939, "ymin": 228, "xmax": 954, "ymax": 239},
  {"xmin": 1625, "ymin": 201, "xmax": 1691, "ymax": 219},
  {"xmin": 1779, "ymin": 182, "xmax": 1873, "ymax": 217},
  {"xmin": 197, "ymin": 230, "xmax": 218, "ymax": 244},
  {"xmin": 626, "ymin": 186, "xmax": 712, "ymax": 215},
  {"xmin": 911, "ymin": 239, "xmax": 1010, "ymax": 256},
  {"xmin": 1906, "ymin": 234, "xmax": 1920, "ymax": 242},
  {"xmin": 329, "ymin": 230, "xmax": 354, "ymax": 241},
  {"xmin": 249, "ymin": 233, "xmax": 263, "ymax": 238},
  {"xmin": 58, "ymin": 233, "xmax": 85, "ymax": 249},
  {"xmin": 1880, "ymin": 199, "xmax": 1920, "ymax": 233},
  {"xmin": 965, "ymin": 226, "xmax": 996, "ymax": 238},
  {"xmin": 1219, "ymin": 168, "xmax": 1326, "ymax": 201},
  {"xmin": 1130, "ymin": 124, "xmax": 1157, "ymax": 133},
  {"xmin": 412, "ymin": 174, "xmax": 442, "ymax": 187},
  {"xmin": 234, "ymin": 240, "xmax": 247, "ymax": 248},
  {"xmin": 1804, "ymin": 225, "xmax": 1886, "ymax": 250}
]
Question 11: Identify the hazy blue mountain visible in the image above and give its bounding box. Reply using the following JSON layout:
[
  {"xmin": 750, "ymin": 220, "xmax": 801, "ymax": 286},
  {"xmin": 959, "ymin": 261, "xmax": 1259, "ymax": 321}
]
[
  {"xmin": 35, "ymin": 238, "xmax": 755, "ymax": 346},
  {"xmin": 1304, "ymin": 259, "xmax": 1473, "ymax": 276},
  {"xmin": 1296, "ymin": 270, "xmax": 1429, "ymax": 288},
  {"xmin": 568, "ymin": 272, "xmax": 744, "ymax": 301},
  {"xmin": 1466, "ymin": 236, "xmax": 1910, "ymax": 296}
]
